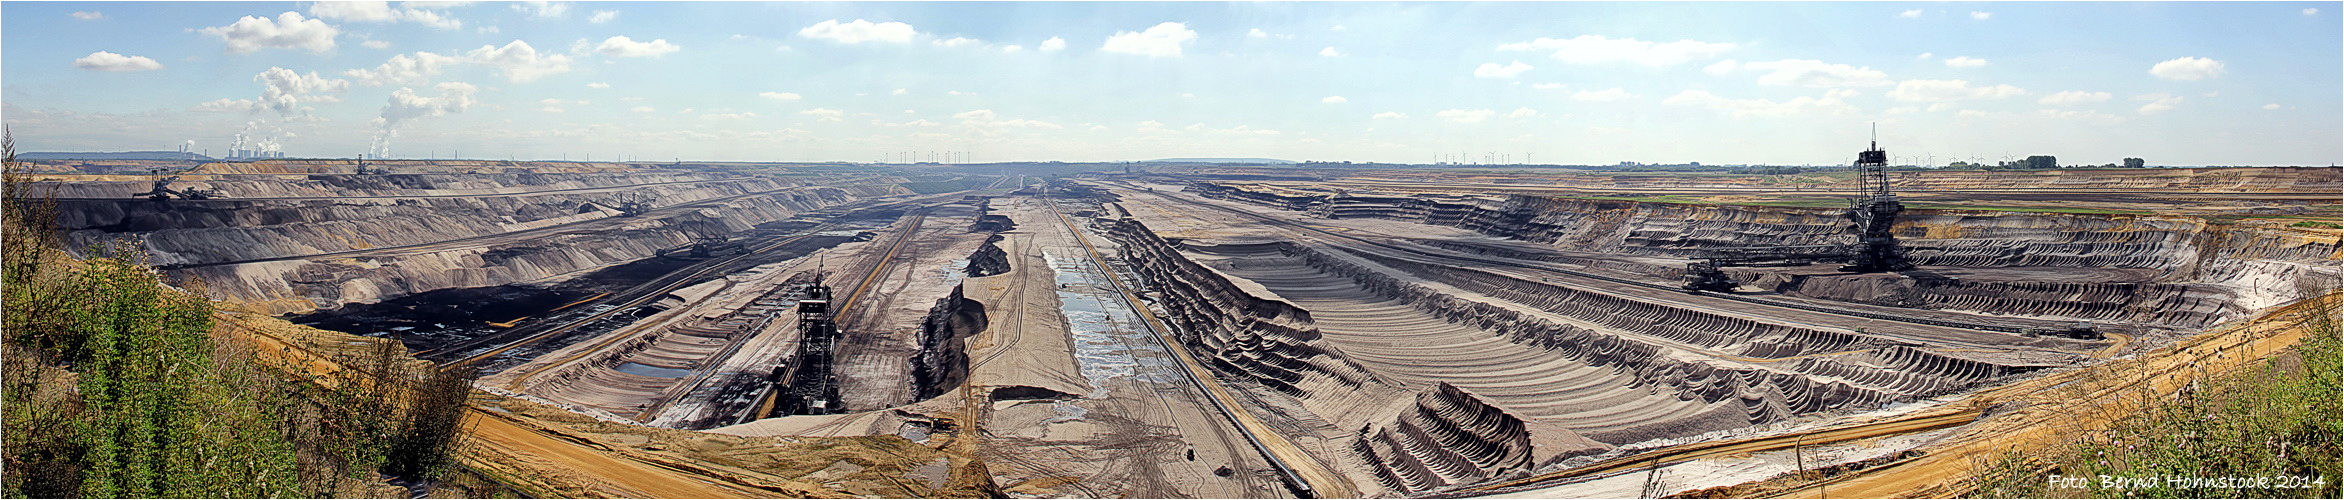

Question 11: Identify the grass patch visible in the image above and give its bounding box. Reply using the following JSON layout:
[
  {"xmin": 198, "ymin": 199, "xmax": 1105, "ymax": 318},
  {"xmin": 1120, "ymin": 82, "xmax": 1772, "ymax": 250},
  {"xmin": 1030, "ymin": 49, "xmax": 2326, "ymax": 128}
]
[
  {"xmin": 1906, "ymin": 204, "xmax": 2150, "ymax": 215},
  {"xmin": 2291, "ymin": 220, "xmax": 2342, "ymax": 229},
  {"xmin": 1970, "ymin": 296, "xmax": 2341, "ymax": 498}
]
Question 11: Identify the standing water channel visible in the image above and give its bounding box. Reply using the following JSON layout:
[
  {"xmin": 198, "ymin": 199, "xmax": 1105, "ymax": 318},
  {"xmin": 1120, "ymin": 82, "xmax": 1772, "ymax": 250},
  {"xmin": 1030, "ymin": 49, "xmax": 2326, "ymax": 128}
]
[{"xmin": 1044, "ymin": 252, "xmax": 1179, "ymax": 397}]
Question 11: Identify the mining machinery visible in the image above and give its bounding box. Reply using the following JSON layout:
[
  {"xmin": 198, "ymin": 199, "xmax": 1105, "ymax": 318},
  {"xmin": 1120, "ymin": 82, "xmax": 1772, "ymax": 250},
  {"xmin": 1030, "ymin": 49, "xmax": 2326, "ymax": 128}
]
[
  {"xmin": 1840, "ymin": 136, "xmax": 1913, "ymax": 273},
  {"xmin": 685, "ymin": 235, "xmax": 743, "ymax": 258},
  {"xmin": 132, "ymin": 167, "xmax": 220, "ymax": 202},
  {"xmin": 1682, "ymin": 136, "xmax": 1913, "ymax": 292},
  {"xmin": 609, "ymin": 192, "xmax": 656, "ymax": 216},
  {"xmin": 763, "ymin": 274, "xmax": 842, "ymax": 418}
]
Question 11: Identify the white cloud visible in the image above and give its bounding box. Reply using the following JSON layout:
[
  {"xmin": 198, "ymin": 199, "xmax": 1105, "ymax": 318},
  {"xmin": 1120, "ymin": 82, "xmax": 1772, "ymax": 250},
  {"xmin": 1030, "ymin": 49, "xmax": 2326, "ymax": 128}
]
[
  {"xmin": 2038, "ymin": 90, "xmax": 2111, "ymax": 105},
  {"xmin": 1917, "ymin": 52, "xmax": 1933, "ymax": 60},
  {"xmin": 1571, "ymin": 87, "xmax": 1638, "ymax": 102},
  {"xmin": 892, "ymin": 88, "xmax": 908, "ymax": 95},
  {"xmin": 343, "ymin": 51, "xmax": 464, "ymax": 86},
  {"xmin": 956, "ymin": 109, "xmax": 1061, "ymax": 131},
  {"xmin": 1661, "ymin": 90, "xmax": 1858, "ymax": 117},
  {"xmin": 1702, "ymin": 59, "xmax": 1738, "ymax": 75},
  {"xmin": 537, "ymin": 98, "xmax": 583, "ymax": 113},
  {"xmin": 70, "ymin": 11, "xmax": 103, "ymax": 20},
  {"xmin": 1101, "ymin": 22, "xmax": 1197, "ymax": 57},
  {"xmin": 1321, "ymin": 96, "xmax": 1347, "ymax": 104},
  {"xmin": 630, "ymin": 106, "xmax": 655, "ymax": 113},
  {"xmin": 933, "ymin": 37, "xmax": 983, "ymax": 48},
  {"xmin": 2135, "ymin": 93, "xmax": 2183, "ymax": 114},
  {"xmin": 798, "ymin": 19, "xmax": 919, "ymax": 44},
  {"xmin": 885, "ymin": 119, "xmax": 940, "ymax": 127},
  {"xmin": 587, "ymin": 82, "xmax": 609, "ymax": 89},
  {"xmin": 1898, "ymin": 9, "xmax": 1922, "ymax": 19},
  {"xmin": 1319, "ymin": 46, "xmax": 1341, "ymax": 57},
  {"xmin": 700, "ymin": 111, "xmax": 757, "ymax": 120},
  {"xmin": 361, "ymin": 39, "xmax": 392, "ymax": 49},
  {"xmin": 947, "ymin": 90, "xmax": 976, "ymax": 96},
  {"xmin": 72, "ymin": 51, "xmax": 164, "ymax": 72},
  {"xmin": 1739, "ymin": 59, "xmax": 1892, "ymax": 87},
  {"xmin": 1436, "ymin": 109, "xmax": 1496, "ymax": 123},
  {"xmin": 1505, "ymin": 107, "xmax": 1539, "ymax": 118},
  {"xmin": 1886, "ymin": 79, "xmax": 2026, "ymax": 102},
  {"xmin": 1497, "ymin": 35, "xmax": 1734, "ymax": 66},
  {"xmin": 2306, "ymin": 8, "xmax": 2320, "ymax": 15},
  {"xmin": 190, "ymin": 98, "xmax": 257, "ymax": 113},
  {"xmin": 199, "ymin": 11, "xmax": 339, "ymax": 53},
  {"xmin": 2149, "ymin": 57, "xmax": 2226, "ymax": 80},
  {"xmin": 512, "ymin": 1, "xmax": 569, "ymax": 18},
  {"xmin": 464, "ymin": 40, "xmax": 572, "ymax": 82},
  {"xmin": 255, "ymin": 67, "xmax": 351, "ymax": 116},
  {"xmin": 1531, "ymin": 83, "xmax": 1567, "ymax": 90},
  {"xmin": 1943, "ymin": 56, "xmax": 1988, "ymax": 68},
  {"xmin": 589, "ymin": 10, "xmax": 617, "ymax": 23},
  {"xmin": 370, "ymin": 81, "xmax": 477, "ymax": 158},
  {"xmin": 1971, "ymin": 11, "xmax": 1992, "ymax": 20},
  {"xmin": 1371, "ymin": 112, "xmax": 1407, "ymax": 120},
  {"xmin": 596, "ymin": 36, "xmax": 680, "ymax": 57},
  {"xmin": 1247, "ymin": 28, "xmax": 1294, "ymax": 40},
  {"xmin": 800, "ymin": 108, "xmax": 844, "ymax": 121},
  {"xmin": 760, "ymin": 92, "xmax": 803, "ymax": 101},
  {"xmin": 477, "ymin": 25, "xmax": 498, "ymax": 34},
  {"xmin": 2264, "ymin": 103, "xmax": 2282, "ymax": 110},
  {"xmin": 1002, "ymin": 45, "xmax": 1023, "ymax": 53},
  {"xmin": 1473, "ymin": 60, "xmax": 1534, "ymax": 78},
  {"xmin": 1038, "ymin": 36, "xmax": 1066, "ymax": 52},
  {"xmin": 308, "ymin": 1, "xmax": 461, "ymax": 30}
]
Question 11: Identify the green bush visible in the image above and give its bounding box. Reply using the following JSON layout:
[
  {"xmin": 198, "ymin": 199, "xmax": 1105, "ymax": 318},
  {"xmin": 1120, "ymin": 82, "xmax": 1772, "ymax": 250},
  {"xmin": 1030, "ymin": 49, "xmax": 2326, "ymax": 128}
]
[
  {"xmin": 3, "ymin": 127, "xmax": 475, "ymax": 498},
  {"xmin": 1975, "ymin": 298, "xmax": 2341, "ymax": 498}
]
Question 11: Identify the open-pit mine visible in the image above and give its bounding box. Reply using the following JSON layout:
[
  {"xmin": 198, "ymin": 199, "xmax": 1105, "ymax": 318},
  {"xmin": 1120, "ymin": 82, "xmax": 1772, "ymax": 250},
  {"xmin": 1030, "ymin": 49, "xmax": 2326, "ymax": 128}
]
[{"xmin": 28, "ymin": 149, "xmax": 2338, "ymax": 498}]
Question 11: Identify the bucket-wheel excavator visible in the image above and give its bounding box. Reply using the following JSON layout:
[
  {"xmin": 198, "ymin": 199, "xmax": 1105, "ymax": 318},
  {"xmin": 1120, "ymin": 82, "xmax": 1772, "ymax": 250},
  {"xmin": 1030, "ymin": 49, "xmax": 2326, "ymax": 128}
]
[
  {"xmin": 1682, "ymin": 136, "xmax": 1914, "ymax": 292},
  {"xmin": 132, "ymin": 167, "xmax": 221, "ymax": 202}
]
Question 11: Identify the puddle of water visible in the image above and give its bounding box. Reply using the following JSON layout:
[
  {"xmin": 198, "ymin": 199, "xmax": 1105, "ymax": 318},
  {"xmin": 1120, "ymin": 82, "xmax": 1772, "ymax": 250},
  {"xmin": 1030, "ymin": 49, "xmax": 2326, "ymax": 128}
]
[
  {"xmin": 1044, "ymin": 251, "xmax": 1177, "ymax": 398},
  {"xmin": 940, "ymin": 258, "xmax": 969, "ymax": 284},
  {"xmin": 1048, "ymin": 400, "xmax": 1088, "ymax": 424},
  {"xmin": 614, "ymin": 361, "xmax": 693, "ymax": 378}
]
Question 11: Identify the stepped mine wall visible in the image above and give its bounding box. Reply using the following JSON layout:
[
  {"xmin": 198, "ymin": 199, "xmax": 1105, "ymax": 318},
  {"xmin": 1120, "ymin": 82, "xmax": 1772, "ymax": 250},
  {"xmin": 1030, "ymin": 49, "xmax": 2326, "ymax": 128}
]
[
  {"xmin": 1280, "ymin": 243, "xmax": 2058, "ymax": 443},
  {"xmin": 1327, "ymin": 167, "xmax": 2341, "ymax": 193},
  {"xmin": 910, "ymin": 284, "xmax": 988, "ymax": 401},
  {"xmin": 39, "ymin": 171, "xmax": 746, "ymax": 199},
  {"xmin": 1888, "ymin": 166, "xmax": 2341, "ymax": 193},
  {"xmin": 60, "ymin": 178, "xmax": 815, "ymax": 266},
  {"xmin": 1355, "ymin": 383, "xmax": 1606, "ymax": 495},
  {"xmin": 164, "ymin": 185, "xmax": 902, "ymax": 314},
  {"xmin": 1194, "ymin": 182, "xmax": 2339, "ymax": 323},
  {"xmin": 1102, "ymin": 219, "xmax": 1376, "ymax": 400}
]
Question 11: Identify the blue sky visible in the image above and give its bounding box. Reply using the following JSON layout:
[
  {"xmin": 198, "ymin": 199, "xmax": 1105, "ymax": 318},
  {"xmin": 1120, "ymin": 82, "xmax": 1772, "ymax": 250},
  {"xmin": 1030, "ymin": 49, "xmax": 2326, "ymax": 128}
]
[{"xmin": 4, "ymin": 1, "xmax": 2338, "ymax": 165}]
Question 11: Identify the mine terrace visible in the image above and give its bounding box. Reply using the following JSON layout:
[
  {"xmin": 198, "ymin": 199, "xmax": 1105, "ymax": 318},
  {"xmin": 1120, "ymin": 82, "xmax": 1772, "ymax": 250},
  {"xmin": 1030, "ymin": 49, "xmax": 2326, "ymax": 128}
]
[{"xmin": 21, "ymin": 153, "xmax": 2339, "ymax": 498}]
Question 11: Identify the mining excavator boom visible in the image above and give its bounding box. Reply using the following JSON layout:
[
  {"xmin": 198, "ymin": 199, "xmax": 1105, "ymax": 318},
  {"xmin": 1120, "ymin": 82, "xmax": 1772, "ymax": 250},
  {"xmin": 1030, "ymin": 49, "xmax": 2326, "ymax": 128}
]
[{"xmin": 1683, "ymin": 134, "xmax": 1913, "ymax": 291}]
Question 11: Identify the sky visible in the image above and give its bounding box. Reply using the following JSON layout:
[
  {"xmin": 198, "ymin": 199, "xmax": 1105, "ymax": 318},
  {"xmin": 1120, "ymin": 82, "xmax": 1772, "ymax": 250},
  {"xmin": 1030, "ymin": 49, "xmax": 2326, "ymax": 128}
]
[{"xmin": 3, "ymin": 1, "xmax": 2339, "ymax": 166}]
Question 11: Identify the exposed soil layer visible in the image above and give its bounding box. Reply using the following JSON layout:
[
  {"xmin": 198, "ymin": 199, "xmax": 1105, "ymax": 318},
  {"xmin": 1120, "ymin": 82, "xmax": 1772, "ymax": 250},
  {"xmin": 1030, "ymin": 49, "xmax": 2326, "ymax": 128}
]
[{"xmin": 1188, "ymin": 181, "xmax": 2339, "ymax": 327}]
